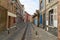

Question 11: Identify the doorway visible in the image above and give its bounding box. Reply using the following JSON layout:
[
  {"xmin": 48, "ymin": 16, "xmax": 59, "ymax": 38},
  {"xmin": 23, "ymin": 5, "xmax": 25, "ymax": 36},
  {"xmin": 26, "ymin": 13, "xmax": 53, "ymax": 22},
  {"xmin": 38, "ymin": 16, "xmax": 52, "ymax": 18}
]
[
  {"xmin": 8, "ymin": 16, "xmax": 11, "ymax": 28},
  {"xmin": 43, "ymin": 13, "xmax": 46, "ymax": 29}
]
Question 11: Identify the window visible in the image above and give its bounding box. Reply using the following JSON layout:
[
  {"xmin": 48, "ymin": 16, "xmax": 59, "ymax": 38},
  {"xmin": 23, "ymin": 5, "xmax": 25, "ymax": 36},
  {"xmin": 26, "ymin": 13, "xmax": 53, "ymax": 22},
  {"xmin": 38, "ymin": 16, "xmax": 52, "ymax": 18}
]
[
  {"xmin": 40, "ymin": 1, "xmax": 43, "ymax": 10},
  {"xmin": 40, "ymin": 0, "xmax": 44, "ymax": 10},
  {"xmin": 49, "ymin": 9, "xmax": 53, "ymax": 26}
]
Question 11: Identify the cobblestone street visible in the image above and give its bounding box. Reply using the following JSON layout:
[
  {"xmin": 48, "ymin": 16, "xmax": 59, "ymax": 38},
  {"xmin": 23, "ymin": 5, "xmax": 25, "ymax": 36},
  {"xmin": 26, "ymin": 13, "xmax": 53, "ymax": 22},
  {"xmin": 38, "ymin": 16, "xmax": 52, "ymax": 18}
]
[
  {"xmin": 32, "ymin": 24, "xmax": 58, "ymax": 40},
  {"xmin": 0, "ymin": 22, "xmax": 58, "ymax": 40},
  {"xmin": 0, "ymin": 0, "xmax": 60, "ymax": 40},
  {"xmin": 0, "ymin": 22, "xmax": 26, "ymax": 40}
]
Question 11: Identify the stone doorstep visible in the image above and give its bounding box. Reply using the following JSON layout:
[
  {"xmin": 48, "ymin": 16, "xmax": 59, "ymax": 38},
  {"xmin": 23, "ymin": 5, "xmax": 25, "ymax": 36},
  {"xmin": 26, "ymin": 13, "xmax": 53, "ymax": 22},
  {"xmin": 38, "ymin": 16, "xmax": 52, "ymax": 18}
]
[
  {"xmin": 7, "ymin": 25, "xmax": 16, "ymax": 30},
  {"xmin": 6, "ymin": 25, "xmax": 17, "ymax": 34},
  {"xmin": 10, "ymin": 26, "xmax": 16, "ymax": 29},
  {"xmin": 7, "ymin": 23, "xmax": 16, "ymax": 30}
]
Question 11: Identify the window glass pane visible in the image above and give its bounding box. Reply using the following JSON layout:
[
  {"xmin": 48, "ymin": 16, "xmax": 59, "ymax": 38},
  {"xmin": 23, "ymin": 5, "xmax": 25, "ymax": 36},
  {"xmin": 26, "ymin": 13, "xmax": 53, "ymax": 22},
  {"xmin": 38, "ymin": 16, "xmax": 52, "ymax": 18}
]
[
  {"xmin": 51, "ymin": 15, "xmax": 53, "ymax": 25},
  {"xmin": 49, "ymin": 9, "xmax": 53, "ymax": 26}
]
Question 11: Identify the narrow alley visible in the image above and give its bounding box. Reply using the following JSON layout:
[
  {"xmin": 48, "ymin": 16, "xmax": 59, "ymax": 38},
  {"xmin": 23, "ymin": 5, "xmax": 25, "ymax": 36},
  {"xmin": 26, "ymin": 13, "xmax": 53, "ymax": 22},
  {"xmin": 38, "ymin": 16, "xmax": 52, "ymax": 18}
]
[
  {"xmin": 0, "ymin": 0, "xmax": 60, "ymax": 40},
  {"xmin": 0, "ymin": 22, "xmax": 57, "ymax": 40},
  {"xmin": 0, "ymin": 22, "xmax": 26, "ymax": 40}
]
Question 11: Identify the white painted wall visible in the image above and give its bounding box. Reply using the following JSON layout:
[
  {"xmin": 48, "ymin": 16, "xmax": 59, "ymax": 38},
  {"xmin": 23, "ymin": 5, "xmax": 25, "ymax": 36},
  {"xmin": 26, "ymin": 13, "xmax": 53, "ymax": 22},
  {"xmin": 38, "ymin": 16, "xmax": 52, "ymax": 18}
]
[
  {"xmin": 53, "ymin": 20, "xmax": 57, "ymax": 27},
  {"xmin": 46, "ymin": 20, "xmax": 48, "ymax": 25}
]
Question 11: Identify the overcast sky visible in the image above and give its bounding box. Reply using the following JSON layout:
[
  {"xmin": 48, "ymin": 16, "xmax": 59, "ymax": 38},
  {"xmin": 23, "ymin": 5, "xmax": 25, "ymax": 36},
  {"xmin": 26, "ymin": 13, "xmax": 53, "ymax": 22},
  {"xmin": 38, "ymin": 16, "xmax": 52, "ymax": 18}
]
[{"xmin": 20, "ymin": 0, "xmax": 39, "ymax": 15}]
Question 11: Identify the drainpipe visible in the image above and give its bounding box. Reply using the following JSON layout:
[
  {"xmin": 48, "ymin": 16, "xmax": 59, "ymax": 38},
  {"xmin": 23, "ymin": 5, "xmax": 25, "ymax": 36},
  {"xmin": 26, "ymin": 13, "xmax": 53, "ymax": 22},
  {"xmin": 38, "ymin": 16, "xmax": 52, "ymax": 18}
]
[
  {"xmin": 38, "ymin": 12, "xmax": 40, "ymax": 27},
  {"xmin": 40, "ymin": 0, "xmax": 41, "ymax": 27},
  {"xmin": 45, "ymin": 0, "xmax": 48, "ymax": 31}
]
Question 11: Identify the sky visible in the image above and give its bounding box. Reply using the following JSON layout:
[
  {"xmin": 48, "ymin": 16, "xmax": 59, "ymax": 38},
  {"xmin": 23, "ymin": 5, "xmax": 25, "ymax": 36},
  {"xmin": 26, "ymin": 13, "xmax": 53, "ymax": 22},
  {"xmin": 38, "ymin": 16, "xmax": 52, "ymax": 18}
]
[{"xmin": 20, "ymin": 0, "xmax": 39, "ymax": 15}]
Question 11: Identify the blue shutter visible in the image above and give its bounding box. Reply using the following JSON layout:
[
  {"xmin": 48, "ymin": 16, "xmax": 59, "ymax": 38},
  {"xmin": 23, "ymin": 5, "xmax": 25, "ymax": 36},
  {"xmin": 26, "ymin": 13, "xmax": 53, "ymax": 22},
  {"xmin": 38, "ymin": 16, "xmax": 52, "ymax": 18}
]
[{"xmin": 40, "ymin": 15, "xmax": 42, "ymax": 24}]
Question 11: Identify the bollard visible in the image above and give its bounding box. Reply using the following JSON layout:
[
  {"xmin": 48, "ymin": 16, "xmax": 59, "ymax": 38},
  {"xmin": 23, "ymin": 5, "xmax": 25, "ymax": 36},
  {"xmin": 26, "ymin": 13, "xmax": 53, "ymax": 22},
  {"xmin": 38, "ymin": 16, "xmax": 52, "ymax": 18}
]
[
  {"xmin": 8, "ymin": 30, "xmax": 10, "ymax": 34},
  {"xmin": 46, "ymin": 25, "xmax": 49, "ymax": 31},
  {"xmin": 7, "ymin": 28, "xmax": 10, "ymax": 34},
  {"xmin": 36, "ymin": 31, "xmax": 38, "ymax": 35}
]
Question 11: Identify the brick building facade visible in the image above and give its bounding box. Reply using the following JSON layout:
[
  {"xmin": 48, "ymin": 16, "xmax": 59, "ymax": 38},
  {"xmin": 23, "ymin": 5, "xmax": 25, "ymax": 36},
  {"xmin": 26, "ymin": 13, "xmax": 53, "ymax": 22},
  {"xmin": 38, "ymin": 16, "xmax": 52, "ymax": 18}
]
[
  {"xmin": 16, "ymin": 0, "xmax": 24, "ymax": 23},
  {"xmin": 24, "ymin": 11, "xmax": 31, "ymax": 23},
  {"xmin": 0, "ymin": 6, "xmax": 7, "ymax": 32},
  {"xmin": 0, "ymin": 0, "xmax": 24, "ymax": 32}
]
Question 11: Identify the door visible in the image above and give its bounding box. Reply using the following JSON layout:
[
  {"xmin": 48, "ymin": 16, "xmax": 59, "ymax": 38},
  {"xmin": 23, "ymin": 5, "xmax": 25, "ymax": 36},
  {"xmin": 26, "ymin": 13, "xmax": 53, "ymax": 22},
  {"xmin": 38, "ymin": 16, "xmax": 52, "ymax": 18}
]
[
  {"xmin": 40, "ymin": 15, "xmax": 42, "ymax": 24},
  {"xmin": 8, "ymin": 16, "xmax": 11, "ymax": 28},
  {"xmin": 50, "ymin": 14, "xmax": 53, "ymax": 26},
  {"xmin": 43, "ymin": 13, "xmax": 46, "ymax": 29},
  {"xmin": 49, "ymin": 9, "xmax": 53, "ymax": 26}
]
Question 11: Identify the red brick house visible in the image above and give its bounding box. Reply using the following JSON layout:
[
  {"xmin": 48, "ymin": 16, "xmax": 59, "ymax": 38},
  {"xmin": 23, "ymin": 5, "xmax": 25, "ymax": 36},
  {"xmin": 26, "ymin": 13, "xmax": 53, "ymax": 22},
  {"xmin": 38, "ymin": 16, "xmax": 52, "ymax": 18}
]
[
  {"xmin": 24, "ymin": 11, "xmax": 31, "ymax": 22},
  {"xmin": 0, "ymin": 0, "xmax": 24, "ymax": 32}
]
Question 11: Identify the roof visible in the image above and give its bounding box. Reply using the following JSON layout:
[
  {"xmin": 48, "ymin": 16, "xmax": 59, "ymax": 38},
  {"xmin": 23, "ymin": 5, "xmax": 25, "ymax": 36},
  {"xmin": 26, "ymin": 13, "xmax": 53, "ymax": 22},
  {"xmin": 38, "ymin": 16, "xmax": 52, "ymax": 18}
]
[{"xmin": 25, "ymin": 11, "xmax": 31, "ymax": 16}]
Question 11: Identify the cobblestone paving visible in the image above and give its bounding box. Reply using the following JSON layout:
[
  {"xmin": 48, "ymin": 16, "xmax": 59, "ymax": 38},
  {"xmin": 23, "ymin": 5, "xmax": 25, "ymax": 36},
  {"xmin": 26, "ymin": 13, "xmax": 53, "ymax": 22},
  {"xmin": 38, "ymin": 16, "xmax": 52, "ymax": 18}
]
[
  {"xmin": 24, "ymin": 23, "xmax": 33, "ymax": 40},
  {"xmin": 0, "ymin": 22, "xmax": 58, "ymax": 40},
  {"xmin": 33, "ymin": 24, "xmax": 58, "ymax": 40},
  {"xmin": 0, "ymin": 22, "xmax": 26, "ymax": 40}
]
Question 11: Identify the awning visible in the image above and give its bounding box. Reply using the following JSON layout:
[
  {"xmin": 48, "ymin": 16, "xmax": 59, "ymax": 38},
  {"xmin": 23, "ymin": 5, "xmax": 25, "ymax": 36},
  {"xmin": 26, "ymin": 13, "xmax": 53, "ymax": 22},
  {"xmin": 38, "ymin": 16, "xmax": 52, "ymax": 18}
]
[{"xmin": 8, "ymin": 12, "xmax": 17, "ymax": 17}]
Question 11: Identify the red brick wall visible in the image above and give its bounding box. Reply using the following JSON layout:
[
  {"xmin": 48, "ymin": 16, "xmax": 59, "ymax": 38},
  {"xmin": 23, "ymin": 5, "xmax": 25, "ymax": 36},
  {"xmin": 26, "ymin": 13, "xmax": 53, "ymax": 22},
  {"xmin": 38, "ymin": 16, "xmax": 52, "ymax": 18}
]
[
  {"xmin": 0, "ymin": 6, "xmax": 7, "ymax": 32},
  {"xmin": 24, "ymin": 12, "xmax": 31, "ymax": 22},
  {"xmin": 10, "ymin": 17, "xmax": 15, "ymax": 27},
  {"xmin": 0, "ymin": 0, "xmax": 16, "ymax": 13},
  {"xmin": 58, "ymin": 0, "xmax": 60, "ymax": 40},
  {"xmin": 0, "ymin": 0, "xmax": 8, "ymax": 9},
  {"xmin": 0, "ymin": 0, "xmax": 23, "ymax": 29}
]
